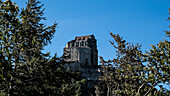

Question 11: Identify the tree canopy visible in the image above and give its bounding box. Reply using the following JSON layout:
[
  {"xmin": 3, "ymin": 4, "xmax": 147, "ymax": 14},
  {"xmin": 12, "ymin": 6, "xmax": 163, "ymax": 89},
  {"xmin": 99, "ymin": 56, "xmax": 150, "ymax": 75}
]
[
  {"xmin": 95, "ymin": 14, "xmax": 170, "ymax": 96},
  {"xmin": 0, "ymin": 0, "xmax": 84, "ymax": 95}
]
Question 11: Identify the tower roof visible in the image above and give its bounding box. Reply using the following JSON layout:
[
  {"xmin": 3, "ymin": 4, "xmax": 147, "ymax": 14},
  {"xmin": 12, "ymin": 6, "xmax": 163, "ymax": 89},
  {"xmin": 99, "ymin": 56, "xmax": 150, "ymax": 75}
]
[{"xmin": 75, "ymin": 35, "xmax": 95, "ymax": 41}]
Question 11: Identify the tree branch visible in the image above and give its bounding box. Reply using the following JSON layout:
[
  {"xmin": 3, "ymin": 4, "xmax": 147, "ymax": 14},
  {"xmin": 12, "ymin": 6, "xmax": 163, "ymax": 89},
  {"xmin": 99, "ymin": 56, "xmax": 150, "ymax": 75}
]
[
  {"xmin": 144, "ymin": 81, "xmax": 156, "ymax": 96},
  {"xmin": 136, "ymin": 83, "xmax": 145, "ymax": 96}
]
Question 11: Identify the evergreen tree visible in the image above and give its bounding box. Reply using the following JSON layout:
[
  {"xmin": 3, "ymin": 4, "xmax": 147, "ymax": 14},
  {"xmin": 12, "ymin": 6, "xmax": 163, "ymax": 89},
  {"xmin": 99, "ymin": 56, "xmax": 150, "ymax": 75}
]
[
  {"xmin": 96, "ymin": 32, "xmax": 169, "ymax": 96},
  {"xmin": 95, "ymin": 9, "xmax": 170, "ymax": 95},
  {"xmin": 141, "ymin": 8, "xmax": 170, "ymax": 95},
  {"xmin": 0, "ymin": 0, "xmax": 84, "ymax": 95}
]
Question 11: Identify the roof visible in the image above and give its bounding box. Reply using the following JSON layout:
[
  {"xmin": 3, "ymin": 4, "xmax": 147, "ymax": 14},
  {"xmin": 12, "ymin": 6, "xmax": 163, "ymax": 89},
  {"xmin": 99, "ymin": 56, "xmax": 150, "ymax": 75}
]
[{"xmin": 75, "ymin": 35, "xmax": 95, "ymax": 40}]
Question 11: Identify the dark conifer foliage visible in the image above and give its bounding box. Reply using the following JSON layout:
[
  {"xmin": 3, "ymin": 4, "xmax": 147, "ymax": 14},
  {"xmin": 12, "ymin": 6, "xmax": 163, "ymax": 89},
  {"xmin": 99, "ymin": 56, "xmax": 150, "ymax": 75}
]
[{"xmin": 0, "ymin": 0, "xmax": 84, "ymax": 95}]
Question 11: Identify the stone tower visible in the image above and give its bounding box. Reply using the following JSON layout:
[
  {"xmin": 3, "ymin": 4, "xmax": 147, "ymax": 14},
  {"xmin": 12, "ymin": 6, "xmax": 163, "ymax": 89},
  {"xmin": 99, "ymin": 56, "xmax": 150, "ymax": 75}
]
[{"xmin": 63, "ymin": 35, "xmax": 98, "ymax": 68}]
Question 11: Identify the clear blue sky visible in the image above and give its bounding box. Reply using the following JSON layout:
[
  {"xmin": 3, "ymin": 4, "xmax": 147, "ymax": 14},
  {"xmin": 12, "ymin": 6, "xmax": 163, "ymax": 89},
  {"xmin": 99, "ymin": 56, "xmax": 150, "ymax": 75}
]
[{"xmin": 14, "ymin": 0, "xmax": 170, "ymax": 60}]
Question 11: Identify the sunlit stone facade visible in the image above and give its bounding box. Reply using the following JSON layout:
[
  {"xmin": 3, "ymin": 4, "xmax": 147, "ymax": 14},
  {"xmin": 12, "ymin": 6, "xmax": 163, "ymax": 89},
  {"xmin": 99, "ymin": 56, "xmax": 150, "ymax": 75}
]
[{"xmin": 63, "ymin": 35, "xmax": 98, "ymax": 68}]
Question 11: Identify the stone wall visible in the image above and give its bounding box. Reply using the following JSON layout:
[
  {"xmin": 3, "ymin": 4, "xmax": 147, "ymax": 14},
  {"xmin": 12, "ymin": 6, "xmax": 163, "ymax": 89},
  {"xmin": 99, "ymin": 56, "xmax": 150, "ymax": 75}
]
[
  {"xmin": 63, "ymin": 35, "xmax": 101, "ymax": 92},
  {"xmin": 63, "ymin": 35, "xmax": 98, "ymax": 68}
]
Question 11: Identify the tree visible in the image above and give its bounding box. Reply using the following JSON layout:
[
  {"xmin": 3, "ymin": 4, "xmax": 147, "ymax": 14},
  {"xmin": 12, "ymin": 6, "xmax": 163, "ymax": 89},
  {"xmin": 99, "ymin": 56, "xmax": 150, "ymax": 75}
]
[
  {"xmin": 95, "ymin": 8, "xmax": 170, "ymax": 95},
  {"xmin": 142, "ymin": 8, "xmax": 170, "ymax": 95},
  {"xmin": 96, "ymin": 33, "xmax": 147, "ymax": 96},
  {"xmin": 0, "ymin": 0, "xmax": 84, "ymax": 95}
]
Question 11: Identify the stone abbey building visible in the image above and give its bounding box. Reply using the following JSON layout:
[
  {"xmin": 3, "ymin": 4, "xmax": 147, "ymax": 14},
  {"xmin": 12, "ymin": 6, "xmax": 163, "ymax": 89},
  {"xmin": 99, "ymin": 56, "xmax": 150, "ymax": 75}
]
[
  {"xmin": 63, "ymin": 35, "xmax": 100, "ymax": 82},
  {"xmin": 64, "ymin": 35, "xmax": 98, "ymax": 68}
]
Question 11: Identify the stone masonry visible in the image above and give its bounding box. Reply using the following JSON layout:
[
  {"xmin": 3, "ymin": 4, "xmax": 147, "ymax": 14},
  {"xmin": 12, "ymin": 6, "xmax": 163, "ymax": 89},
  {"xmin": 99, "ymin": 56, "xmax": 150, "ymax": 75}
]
[
  {"xmin": 63, "ymin": 35, "xmax": 101, "ymax": 82},
  {"xmin": 64, "ymin": 35, "xmax": 98, "ymax": 68}
]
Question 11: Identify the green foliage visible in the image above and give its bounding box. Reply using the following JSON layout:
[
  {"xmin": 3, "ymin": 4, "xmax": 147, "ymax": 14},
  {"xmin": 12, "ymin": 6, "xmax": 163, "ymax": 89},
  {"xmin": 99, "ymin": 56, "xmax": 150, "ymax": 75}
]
[
  {"xmin": 142, "ymin": 9, "xmax": 170, "ymax": 95},
  {"xmin": 95, "ymin": 8, "xmax": 170, "ymax": 96},
  {"xmin": 0, "ymin": 0, "xmax": 84, "ymax": 95},
  {"xmin": 96, "ymin": 33, "xmax": 146, "ymax": 96},
  {"xmin": 96, "ymin": 31, "xmax": 169, "ymax": 95}
]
